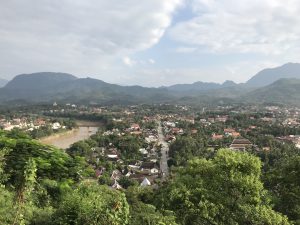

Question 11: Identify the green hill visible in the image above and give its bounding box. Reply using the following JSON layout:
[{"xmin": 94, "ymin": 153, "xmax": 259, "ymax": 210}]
[{"xmin": 242, "ymin": 78, "xmax": 300, "ymax": 105}]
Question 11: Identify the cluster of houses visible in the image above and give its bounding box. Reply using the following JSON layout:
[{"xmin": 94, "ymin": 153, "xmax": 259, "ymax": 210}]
[
  {"xmin": 212, "ymin": 128, "xmax": 241, "ymax": 140},
  {"xmin": 276, "ymin": 135, "xmax": 300, "ymax": 149},
  {"xmin": 199, "ymin": 115, "xmax": 229, "ymax": 126},
  {"xmin": 92, "ymin": 121, "xmax": 163, "ymax": 189},
  {"xmin": 162, "ymin": 121, "xmax": 184, "ymax": 142},
  {"xmin": 0, "ymin": 117, "xmax": 56, "ymax": 131},
  {"xmin": 0, "ymin": 116, "xmax": 65, "ymax": 132}
]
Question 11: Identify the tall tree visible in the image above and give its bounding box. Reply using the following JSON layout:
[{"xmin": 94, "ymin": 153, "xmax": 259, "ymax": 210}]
[{"xmin": 155, "ymin": 149, "xmax": 290, "ymax": 225}]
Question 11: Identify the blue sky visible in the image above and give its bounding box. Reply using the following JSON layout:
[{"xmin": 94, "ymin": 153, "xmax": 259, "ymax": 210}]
[{"xmin": 0, "ymin": 0, "xmax": 299, "ymax": 86}]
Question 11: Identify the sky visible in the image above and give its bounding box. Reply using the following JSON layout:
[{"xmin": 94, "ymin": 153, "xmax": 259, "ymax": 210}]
[{"xmin": 0, "ymin": 0, "xmax": 300, "ymax": 87}]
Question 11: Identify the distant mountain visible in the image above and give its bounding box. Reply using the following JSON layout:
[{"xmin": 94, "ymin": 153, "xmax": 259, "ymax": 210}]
[
  {"xmin": 165, "ymin": 80, "xmax": 237, "ymax": 93},
  {"xmin": 5, "ymin": 72, "xmax": 77, "ymax": 89},
  {"xmin": 0, "ymin": 78, "xmax": 8, "ymax": 87},
  {"xmin": 0, "ymin": 72, "xmax": 172, "ymax": 104},
  {"xmin": 243, "ymin": 78, "xmax": 300, "ymax": 105},
  {"xmin": 246, "ymin": 63, "xmax": 300, "ymax": 87},
  {"xmin": 1, "ymin": 70, "xmax": 299, "ymax": 106}
]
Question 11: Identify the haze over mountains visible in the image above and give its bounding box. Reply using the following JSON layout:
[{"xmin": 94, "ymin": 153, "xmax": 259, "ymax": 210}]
[
  {"xmin": 0, "ymin": 78, "xmax": 8, "ymax": 88},
  {"xmin": 246, "ymin": 63, "xmax": 300, "ymax": 87},
  {"xmin": 1, "ymin": 63, "xmax": 300, "ymax": 106}
]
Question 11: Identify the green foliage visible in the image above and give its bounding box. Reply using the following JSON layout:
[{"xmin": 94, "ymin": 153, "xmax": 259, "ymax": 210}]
[
  {"xmin": 0, "ymin": 147, "xmax": 10, "ymax": 184},
  {"xmin": 155, "ymin": 149, "xmax": 290, "ymax": 225},
  {"xmin": 169, "ymin": 136, "xmax": 210, "ymax": 166},
  {"xmin": 67, "ymin": 140, "xmax": 92, "ymax": 158},
  {"xmin": 52, "ymin": 183, "xmax": 130, "ymax": 225},
  {"xmin": 0, "ymin": 187, "xmax": 16, "ymax": 224},
  {"xmin": 118, "ymin": 176, "xmax": 138, "ymax": 189},
  {"xmin": 0, "ymin": 134, "xmax": 80, "ymax": 188},
  {"xmin": 265, "ymin": 156, "xmax": 300, "ymax": 224},
  {"xmin": 126, "ymin": 186, "xmax": 178, "ymax": 225},
  {"xmin": 98, "ymin": 172, "xmax": 112, "ymax": 186}
]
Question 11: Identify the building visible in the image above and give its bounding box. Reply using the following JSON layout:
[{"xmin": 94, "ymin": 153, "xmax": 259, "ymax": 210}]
[{"xmin": 230, "ymin": 138, "xmax": 252, "ymax": 151}]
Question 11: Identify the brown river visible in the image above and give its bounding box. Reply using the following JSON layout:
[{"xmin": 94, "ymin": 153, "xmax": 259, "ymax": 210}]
[{"xmin": 40, "ymin": 126, "xmax": 98, "ymax": 149}]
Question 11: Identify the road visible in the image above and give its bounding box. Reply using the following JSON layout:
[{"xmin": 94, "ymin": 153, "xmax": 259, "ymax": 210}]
[{"xmin": 157, "ymin": 121, "xmax": 169, "ymax": 179}]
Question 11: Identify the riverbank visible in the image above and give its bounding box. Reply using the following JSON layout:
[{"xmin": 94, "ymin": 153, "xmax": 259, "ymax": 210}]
[
  {"xmin": 39, "ymin": 128, "xmax": 78, "ymax": 143},
  {"xmin": 39, "ymin": 126, "xmax": 98, "ymax": 149},
  {"xmin": 75, "ymin": 120, "xmax": 103, "ymax": 127}
]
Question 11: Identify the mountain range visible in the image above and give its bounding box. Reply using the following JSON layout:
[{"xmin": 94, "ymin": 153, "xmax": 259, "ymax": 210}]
[{"xmin": 1, "ymin": 63, "xmax": 300, "ymax": 106}]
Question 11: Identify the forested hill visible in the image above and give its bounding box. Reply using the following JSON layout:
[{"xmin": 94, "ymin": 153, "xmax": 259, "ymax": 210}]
[
  {"xmin": 0, "ymin": 72, "xmax": 172, "ymax": 104},
  {"xmin": 242, "ymin": 78, "xmax": 300, "ymax": 105},
  {"xmin": 1, "ymin": 70, "xmax": 300, "ymax": 106}
]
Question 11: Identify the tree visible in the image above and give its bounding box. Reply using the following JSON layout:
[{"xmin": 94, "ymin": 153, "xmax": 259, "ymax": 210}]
[
  {"xmin": 0, "ymin": 187, "xmax": 16, "ymax": 225},
  {"xmin": 0, "ymin": 148, "xmax": 16, "ymax": 225},
  {"xmin": 126, "ymin": 186, "xmax": 178, "ymax": 225},
  {"xmin": 155, "ymin": 149, "xmax": 290, "ymax": 225},
  {"xmin": 169, "ymin": 136, "xmax": 207, "ymax": 166},
  {"xmin": 265, "ymin": 156, "xmax": 300, "ymax": 224},
  {"xmin": 52, "ymin": 183, "xmax": 130, "ymax": 225},
  {"xmin": 67, "ymin": 140, "xmax": 92, "ymax": 158},
  {"xmin": 118, "ymin": 176, "xmax": 138, "ymax": 189}
]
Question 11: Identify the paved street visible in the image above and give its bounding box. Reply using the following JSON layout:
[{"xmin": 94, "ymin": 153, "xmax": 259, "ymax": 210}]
[{"xmin": 157, "ymin": 121, "xmax": 169, "ymax": 179}]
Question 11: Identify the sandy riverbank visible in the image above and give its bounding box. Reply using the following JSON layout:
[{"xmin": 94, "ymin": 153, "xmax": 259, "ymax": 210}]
[{"xmin": 39, "ymin": 126, "xmax": 98, "ymax": 149}]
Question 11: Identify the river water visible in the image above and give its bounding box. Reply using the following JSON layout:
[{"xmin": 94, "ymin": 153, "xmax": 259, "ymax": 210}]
[{"xmin": 40, "ymin": 126, "xmax": 98, "ymax": 149}]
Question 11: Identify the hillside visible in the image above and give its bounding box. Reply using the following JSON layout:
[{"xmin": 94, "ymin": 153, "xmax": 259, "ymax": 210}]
[
  {"xmin": 246, "ymin": 63, "xmax": 300, "ymax": 87},
  {"xmin": 1, "ymin": 70, "xmax": 300, "ymax": 106},
  {"xmin": 243, "ymin": 78, "xmax": 300, "ymax": 105},
  {"xmin": 165, "ymin": 80, "xmax": 237, "ymax": 93},
  {"xmin": 4, "ymin": 72, "xmax": 77, "ymax": 89},
  {"xmin": 0, "ymin": 72, "xmax": 173, "ymax": 104}
]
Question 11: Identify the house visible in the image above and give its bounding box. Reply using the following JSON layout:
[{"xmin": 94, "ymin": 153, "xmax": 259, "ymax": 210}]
[
  {"xmin": 230, "ymin": 138, "xmax": 252, "ymax": 151},
  {"xmin": 212, "ymin": 133, "xmax": 223, "ymax": 140},
  {"xmin": 215, "ymin": 116, "xmax": 228, "ymax": 122},
  {"xmin": 129, "ymin": 173, "xmax": 147, "ymax": 183},
  {"xmin": 224, "ymin": 128, "xmax": 236, "ymax": 134},
  {"xmin": 140, "ymin": 177, "xmax": 151, "ymax": 187},
  {"xmin": 130, "ymin": 123, "xmax": 140, "ymax": 131},
  {"xmin": 140, "ymin": 161, "xmax": 156, "ymax": 170},
  {"xmin": 208, "ymin": 118, "xmax": 215, "ymax": 123},
  {"xmin": 165, "ymin": 134, "xmax": 176, "ymax": 142},
  {"xmin": 111, "ymin": 180, "xmax": 122, "ymax": 190},
  {"xmin": 231, "ymin": 132, "xmax": 241, "ymax": 138},
  {"xmin": 140, "ymin": 162, "xmax": 159, "ymax": 175},
  {"xmin": 164, "ymin": 121, "xmax": 176, "ymax": 128},
  {"xmin": 107, "ymin": 154, "xmax": 119, "ymax": 161},
  {"xmin": 110, "ymin": 170, "xmax": 122, "ymax": 180},
  {"xmin": 52, "ymin": 122, "xmax": 61, "ymax": 130},
  {"xmin": 171, "ymin": 127, "xmax": 183, "ymax": 135},
  {"xmin": 224, "ymin": 128, "xmax": 240, "ymax": 137},
  {"xmin": 139, "ymin": 148, "xmax": 149, "ymax": 156}
]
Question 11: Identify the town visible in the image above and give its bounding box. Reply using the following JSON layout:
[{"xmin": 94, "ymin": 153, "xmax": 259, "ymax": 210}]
[{"xmin": 1, "ymin": 103, "xmax": 299, "ymax": 190}]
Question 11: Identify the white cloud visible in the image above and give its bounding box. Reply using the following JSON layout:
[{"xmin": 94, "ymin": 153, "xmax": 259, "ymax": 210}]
[
  {"xmin": 123, "ymin": 57, "xmax": 156, "ymax": 67},
  {"xmin": 123, "ymin": 56, "xmax": 137, "ymax": 67},
  {"xmin": 0, "ymin": 0, "xmax": 183, "ymax": 78},
  {"xmin": 169, "ymin": 0, "xmax": 300, "ymax": 55}
]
